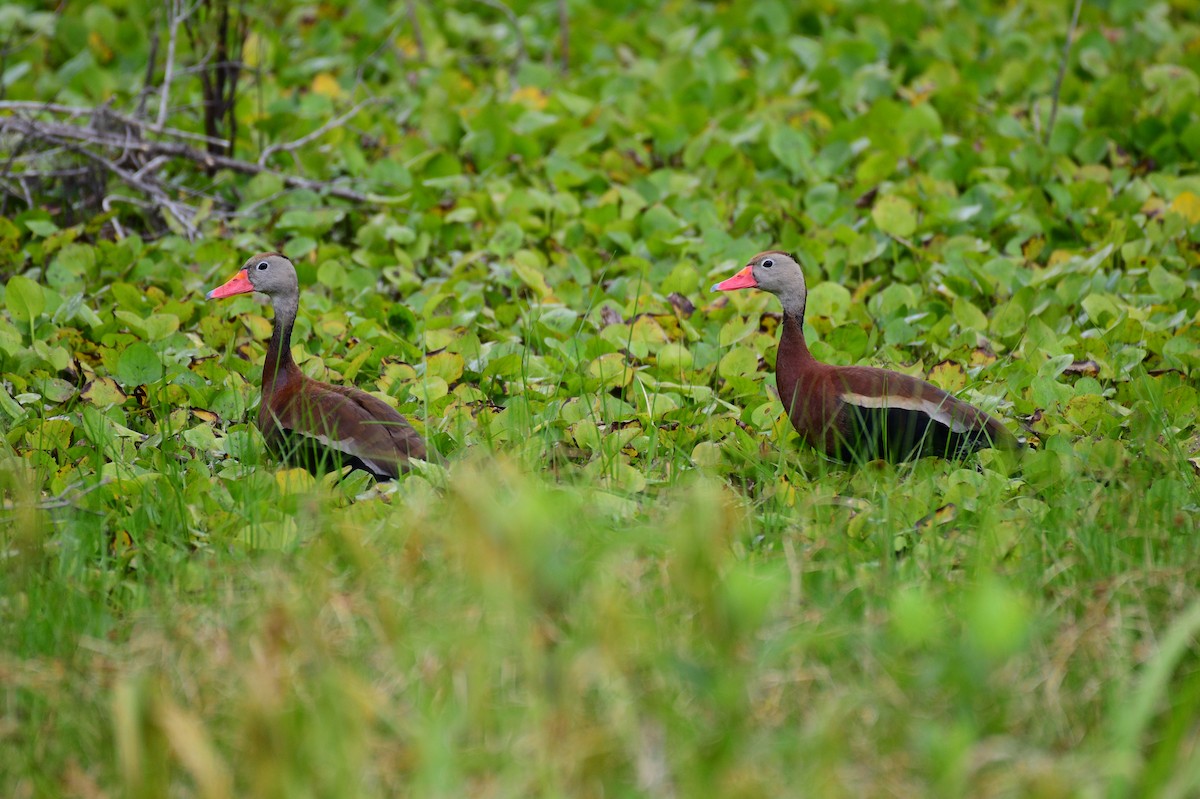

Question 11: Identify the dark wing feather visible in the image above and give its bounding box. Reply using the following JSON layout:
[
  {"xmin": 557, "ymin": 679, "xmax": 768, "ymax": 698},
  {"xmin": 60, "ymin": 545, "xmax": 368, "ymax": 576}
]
[
  {"xmin": 827, "ymin": 366, "xmax": 1018, "ymax": 463},
  {"xmin": 262, "ymin": 379, "xmax": 426, "ymax": 480}
]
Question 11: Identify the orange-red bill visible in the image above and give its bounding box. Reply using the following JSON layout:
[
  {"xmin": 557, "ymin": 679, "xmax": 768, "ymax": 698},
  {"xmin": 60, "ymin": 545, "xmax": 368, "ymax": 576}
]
[
  {"xmin": 206, "ymin": 269, "xmax": 254, "ymax": 299},
  {"xmin": 711, "ymin": 265, "xmax": 758, "ymax": 292}
]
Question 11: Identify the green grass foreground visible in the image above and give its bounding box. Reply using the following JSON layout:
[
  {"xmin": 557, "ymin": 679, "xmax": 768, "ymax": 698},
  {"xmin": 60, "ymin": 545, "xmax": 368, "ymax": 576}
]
[{"xmin": 2, "ymin": 0, "xmax": 1200, "ymax": 796}]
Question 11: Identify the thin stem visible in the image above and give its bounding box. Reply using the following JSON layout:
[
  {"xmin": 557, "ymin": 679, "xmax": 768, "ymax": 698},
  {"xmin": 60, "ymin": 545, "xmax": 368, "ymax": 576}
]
[{"xmin": 1045, "ymin": 0, "xmax": 1085, "ymax": 146}]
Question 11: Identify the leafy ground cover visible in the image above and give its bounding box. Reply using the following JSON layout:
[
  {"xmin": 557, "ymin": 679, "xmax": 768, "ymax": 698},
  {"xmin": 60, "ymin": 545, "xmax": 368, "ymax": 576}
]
[{"xmin": 2, "ymin": 0, "xmax": 1200, "ymax": 796}]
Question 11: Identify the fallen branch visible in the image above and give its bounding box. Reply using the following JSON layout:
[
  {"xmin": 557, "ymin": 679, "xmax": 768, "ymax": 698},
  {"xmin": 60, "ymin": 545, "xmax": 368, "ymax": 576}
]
[
  {"xmin": 0, "ymin": 101, "xmax": 229, "ymax": 147},
  {"xmin": 0, "ymin": 109, "xmax": 408, "ymax": 239}
]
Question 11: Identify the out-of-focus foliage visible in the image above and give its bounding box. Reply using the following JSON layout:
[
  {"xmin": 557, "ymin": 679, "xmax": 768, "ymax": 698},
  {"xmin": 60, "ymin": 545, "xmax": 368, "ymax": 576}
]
[{"xmin": 1, "ymin": 1, "xmax": 1199, "ymax": 796}]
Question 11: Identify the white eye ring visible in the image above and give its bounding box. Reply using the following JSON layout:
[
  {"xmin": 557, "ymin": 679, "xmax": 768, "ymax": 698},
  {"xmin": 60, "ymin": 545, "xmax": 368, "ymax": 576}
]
[
  {"xmin": 762, "ymin": 258, "xmax": 774, "ymax": 268},
  {"xmin": 257, "ymin": 261, "xmax": 269, "ymax": 270}
]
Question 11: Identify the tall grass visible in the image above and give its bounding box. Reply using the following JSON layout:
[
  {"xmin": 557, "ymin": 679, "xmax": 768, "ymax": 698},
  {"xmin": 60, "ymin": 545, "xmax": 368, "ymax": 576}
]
[{"xmin": 3, "ymin": 434, "xmax": 1198, "ymax": 796}]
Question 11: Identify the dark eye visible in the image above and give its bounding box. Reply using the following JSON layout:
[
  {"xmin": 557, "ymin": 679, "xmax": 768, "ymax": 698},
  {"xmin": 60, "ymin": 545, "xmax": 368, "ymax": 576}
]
[
  {"xmin": 762, "ymin": 258, "xmax": 774, "ymax": 268},
  {"xmin": 256, "ymin": 261, "xmax": 269, "ymax": 271}
]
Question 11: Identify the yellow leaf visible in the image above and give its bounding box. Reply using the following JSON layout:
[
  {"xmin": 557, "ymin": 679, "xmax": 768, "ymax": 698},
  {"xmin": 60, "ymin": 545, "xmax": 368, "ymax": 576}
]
[
  {"xmin": 276, "ymin": 468, "xmax": 316, "ymax": 494},
  {"xmin": 1169, "ymin": 191, "xmax": 1200, "ymax": 224},
  {"xmin": 311, "ymin": 72, "xmax": 343, "ymax": 99},
  {"xmin": 88, "ymin": 31, "xmax": 113, "ymax": 63},
  {"xmin": 394, "ymin": 36, "xmax": 420, "ymax": 58},
  {"xmin": 81, "ymin": 376, "xmax": 128, "ymax": 408},
  {"xmin": 774, "ymin": 474, "xmax": 796, "ymax": 507},
  {"xmin": 928, "ymin": 360, "xmax": 967, "ymax": 392},
  {"xmin": 1021, "ymin": 235, "xmax": 1045, "ymax": 263},
  {"xmin": 510, "ymin": 86, "xmax": 548, "ymax": 110},
  {"xmin": 1141, "ymin": 196, "xmax": 1166, "ymax": 217},
  {"xmin": 1046, "ymin": 249, "xmax": 1074, "ymax": 268},
  {"xmin": 243, "ymin": 33, "xmax": 265, "ymax": 69}
]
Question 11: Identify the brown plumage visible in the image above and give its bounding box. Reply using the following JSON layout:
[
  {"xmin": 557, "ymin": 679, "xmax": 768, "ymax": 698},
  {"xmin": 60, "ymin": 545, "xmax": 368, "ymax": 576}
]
[
  {"xmin": 208, "ymin": 253, "xmax": 425, "ymax": 479},
  {"xmin": 714, "ymin": 251, "xmax": 1019, "ymax": 463}
]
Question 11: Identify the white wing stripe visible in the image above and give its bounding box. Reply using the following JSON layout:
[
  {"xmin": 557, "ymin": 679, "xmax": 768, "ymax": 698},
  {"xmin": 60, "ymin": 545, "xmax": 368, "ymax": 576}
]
[
  {"xmin": 839, "ymin": 391, "xmax": 970, "ymax": 433},
  {"xmin": 293, "ymin": 429, "xmax": 391, "ymax": 475}
]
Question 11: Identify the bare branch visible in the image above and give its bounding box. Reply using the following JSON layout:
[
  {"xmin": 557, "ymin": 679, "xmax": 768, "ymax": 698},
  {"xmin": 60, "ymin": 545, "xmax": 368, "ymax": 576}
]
[
  {"xmin": 0, "ymin": 101, "xmax": 230, "ymax": 148},
  {"xmin": 133, "ymin": 154, "xmax": 171, "ymax": 179},
  {"xmin": 65, "ymin": 141, "xmax": 198, "ymax": 237},
  {"xmin": 257, "ymin": 97, "xmax": 386, "ymax": 167},
  {"xmin": 1045, "ymin": 0, "xmax": 1084, "ymax": 146},
  {"xmin": 0, "ymin": 114, "xmax": 409, "ymax": 211},
  {"xmin": 0, "ymin": 177, "xmax": 33, "ymax": 209}
]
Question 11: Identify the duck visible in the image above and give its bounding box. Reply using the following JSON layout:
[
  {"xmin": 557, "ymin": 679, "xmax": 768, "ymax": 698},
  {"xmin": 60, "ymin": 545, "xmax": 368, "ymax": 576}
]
[
  {"xmin": 712, "ymin": 251, "xmax": 1019, "ymax": 463},
  {"xmin": 207, "ymin": 252, "xmax": 426, "ymax": 479}
]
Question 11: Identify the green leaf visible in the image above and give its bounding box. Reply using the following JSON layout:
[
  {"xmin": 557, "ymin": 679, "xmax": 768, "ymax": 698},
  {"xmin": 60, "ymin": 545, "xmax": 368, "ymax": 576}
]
[
  {"xmin": 0, "ymin": 381, "xmax": 25, "ymax": 420},
  {"xmin": 657, "ymin": 343, "xmax": 694, "ymax": 373},
  {"xmin": 24, "ymin": 219, "xmax": 58, "ymax": 237},
  {"xmin": 488, "ymin": 222, "xmax": 524, "ymax": 257},
  {"xmin": 952, "ymin": 296, "xmax": 988, "ymax": 332},
  {"xmin": 5, "ymin": 275, "xmax": 44, "ymax": 324},
  {"xmin": 871, "ymin": 195, "xmax": 917, "ymax": 238},
  {"xmin": 1148, "ymin": 265, "xmax": 1185, "ymax": 301},
  {"xmin": 768, "ymin": 123, "xmax": 813, "ymax": 181},
  {"xmin": 46, "ymin": 243, "xmax": 96, "ymax": 289},
  {"xmin": 806, "ymin": 283, "xmax": 852, "ymax": 323},
  {"xmin": 116, "ymin": 342, "xmax": 164, "ymax": 387},
  {"xmin": 718, "ymin": 347, "xmax": 758, "ymax": 379}
]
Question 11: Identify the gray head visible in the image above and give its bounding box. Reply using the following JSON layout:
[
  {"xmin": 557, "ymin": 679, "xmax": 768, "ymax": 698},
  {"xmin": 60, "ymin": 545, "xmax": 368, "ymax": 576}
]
[
  {"xmin": 207, "ymin": 252, "xmax": 299, "ymax": 301},
  {"xmin": 711, "ymin": 251, "xmax": 808, "ymax": 316}
]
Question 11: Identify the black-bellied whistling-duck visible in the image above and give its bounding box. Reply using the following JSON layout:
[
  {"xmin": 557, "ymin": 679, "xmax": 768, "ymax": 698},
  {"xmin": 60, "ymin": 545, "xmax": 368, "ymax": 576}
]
[
  {"xmin": 207, "ymin": 252, "xmax": 426, "ymax": 480},
  {"xmin": 713, "ymin": 251, "xmax": 1019, "ymax": 463}
]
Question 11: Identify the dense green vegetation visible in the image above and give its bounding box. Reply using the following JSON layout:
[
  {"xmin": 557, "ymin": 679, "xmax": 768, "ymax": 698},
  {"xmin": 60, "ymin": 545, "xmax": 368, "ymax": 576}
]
[{"xmin": 2, "ymin": 0, "xmax": 1199, "ymax": 795}]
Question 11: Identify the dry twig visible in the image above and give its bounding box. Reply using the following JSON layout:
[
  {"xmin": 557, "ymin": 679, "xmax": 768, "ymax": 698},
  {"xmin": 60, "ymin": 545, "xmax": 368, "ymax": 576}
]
[{"xmin": 0, "ymin": 110, "xmax": 406, "ymax": 239}]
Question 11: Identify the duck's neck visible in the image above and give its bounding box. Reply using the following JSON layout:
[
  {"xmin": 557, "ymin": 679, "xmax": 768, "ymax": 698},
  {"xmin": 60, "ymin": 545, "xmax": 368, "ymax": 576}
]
[
  {"xmin": 263, "ymin": 292, "xmax": 300, "ymax": 394},
  {"xmin": 775, "ymin": 301, "xmax": 816, "ymax": 416}
]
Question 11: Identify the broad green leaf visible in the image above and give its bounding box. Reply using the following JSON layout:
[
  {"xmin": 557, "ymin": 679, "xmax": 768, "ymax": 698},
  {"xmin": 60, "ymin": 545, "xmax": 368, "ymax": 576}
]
[
  {"xmin": 588, "ymin": 353, "xmax": 631, "ymax": 388},
  {"xmin": 1148, "ymin": 265, "xmax": 1185, "ymax": 301},
  {"xmin": 0, "ymin": 382, "xmax": 25, "ymax": 419},
  {"xmin": 657, "ymin": 343, "xmax": 694, "ymax": 372},
  {"xmin": 5, "ymin": 275, "xmax": 44, "ymax": 324},
  {"xmin": 24, "ymin": 219, "xmax": 58, "ymax": 237},
  {"xmin": 952, "ymin": 297, "xmax": 988, "ymax": 332},
  {"xmin": 872, "ymin": 195, "xmax": 917, "ymax": 238},
  {"xmin": 718, "ymin": 347, "xmax": 758, "ymax": 379},
  {"xmin": 489, "ymin": 222, "xmax": 524, "ymax": 257},
  {"xmin": 116, "ymin": 342, "xmax": 164, "ymax": 387},
  {"xmin": 768, "ymin": 123, "xmax": 813, "ymax": 181},
  {"xmin": 807, "ymin": 282, "xmax": 852, "ymax": 323}
]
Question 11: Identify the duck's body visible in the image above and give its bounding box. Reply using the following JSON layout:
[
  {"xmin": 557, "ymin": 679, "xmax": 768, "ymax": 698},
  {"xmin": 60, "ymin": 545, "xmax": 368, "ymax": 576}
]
[
  {"xmin": 715, "ymin": 251, "xmax": 1018, "ymax": 464},
  {"xmin": 209, "ymin": 253, "xmax": 425, "ymax": 480}
]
